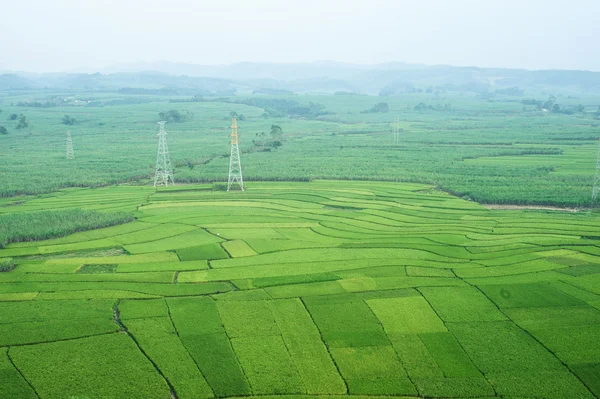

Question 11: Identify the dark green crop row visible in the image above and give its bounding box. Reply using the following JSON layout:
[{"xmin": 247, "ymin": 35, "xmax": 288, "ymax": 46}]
[{"xmin": 0, "ymin": 209, "xmax": 134, "ymax": 248}]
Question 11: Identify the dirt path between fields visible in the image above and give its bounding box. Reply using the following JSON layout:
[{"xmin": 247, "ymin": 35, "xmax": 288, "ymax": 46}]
[{"xmin": 483, "ymin": 204, "xmax": 580, "ymax": 212}]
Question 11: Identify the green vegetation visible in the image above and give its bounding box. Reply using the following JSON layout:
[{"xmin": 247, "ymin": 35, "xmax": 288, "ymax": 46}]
[
  {"xmin": 61, "ymin": 114, "xmax": 77, "ymax": 125},
  {"xmin": 0, "ymin": 88, "xmax": 599, "ymax": 206},
  {"xmin": 0, "ymin": 209, "xmax": 134, "ymax": 248},
  {"xmin": 364, "ymin": 101, "xmax": 389, "ymax": 113},
  {"xmin": 176, "ymin": 243, "xmax": 228, "ymax": 261},
  {"xmin": 0, "ymin": 348, "xmax": 37, "ymax": 399},
  {"xmin": 15, "ymin": 114, "xmax": 29, "ymax": 130},
  {"xmin": 10, "ymin": 334, "xmax": 172, "ymax": 399},
  {"xmin": 158, "ymin": 109, "xmax": 194, "ymax": 123},
  {"xmin": 0, "ymin": 257, "xmax": 14, "ymax": 272},
  {"xmin": 120, "ymin": 302, "xmax": 214, "ymax": 399},
  {"xmin": 0, "ymin": 180, "xmax": 599, "ymax": 397}
]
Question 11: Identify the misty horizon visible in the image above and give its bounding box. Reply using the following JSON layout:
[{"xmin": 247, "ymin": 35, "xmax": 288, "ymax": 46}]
[
  {"xmin": 5, "ymin": 60, "xmax": 600, "ymax": 76},
  {"xmin": 3, "ymin": 0, "xmax": 599, "ymax": 74}
]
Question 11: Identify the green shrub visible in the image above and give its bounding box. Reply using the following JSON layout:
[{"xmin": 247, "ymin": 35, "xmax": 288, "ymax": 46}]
[{"xmin": 0, "ymin": 257, "xmax": 14, "ymax": 272}]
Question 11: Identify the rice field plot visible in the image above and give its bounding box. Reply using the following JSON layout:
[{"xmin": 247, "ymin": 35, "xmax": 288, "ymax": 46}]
[{"xmin": 1, "ymin": 181, "xmax": 600, "ymax": 398}]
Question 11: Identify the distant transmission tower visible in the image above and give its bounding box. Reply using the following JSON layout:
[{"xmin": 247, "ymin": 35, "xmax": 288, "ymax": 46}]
[
  {"xmin": 593, "ymin": 138, "xmax": 600, "ymax": 201},
  {"xmin": 153, "ymin": 121, "xmax": 174, "ymax": 187},
  {"xmin": 393, "ymin": 117, "xmax": 399, "ymax": 145},
  {"xmin": 227, "ymin": 117, "xmax": 244, "ymax": 191},
  {"xmin": 66, "ymin": 130, "xmax": 74, "ymax": 159}
]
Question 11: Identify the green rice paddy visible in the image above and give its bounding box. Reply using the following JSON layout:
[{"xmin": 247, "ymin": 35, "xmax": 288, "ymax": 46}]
[{"xmin": 1, "ymin": 180, "xmax": 599, "ymax": 398}]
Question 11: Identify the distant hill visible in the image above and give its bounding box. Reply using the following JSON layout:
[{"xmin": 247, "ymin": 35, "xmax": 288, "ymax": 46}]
[
  {"xmin": 2, "ymin": 62, "xmax": 600, "ymax": 95},
  {"xmin": 0, "ymin": 74, "xmax": 37, "ymax": 90}
]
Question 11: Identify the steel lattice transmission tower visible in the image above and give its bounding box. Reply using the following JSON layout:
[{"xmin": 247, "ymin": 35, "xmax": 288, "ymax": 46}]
[
  {"xmin": 227, "ymin": 117, "xmax": 244, "ymax": 191},
  {"xmin": 66, "ymin": 130, "xmax": 74, "ymax": 159},
  {"xmin": 153, "ymin": 121, "xmax": 175, "ymax": 187},
  {"xmin": 593, "ymin": 138, "xmax": 600, "ymax": 201},
  {"xmin": 393, "ymin": 117, "xmax": 399, "ymax": 145}
]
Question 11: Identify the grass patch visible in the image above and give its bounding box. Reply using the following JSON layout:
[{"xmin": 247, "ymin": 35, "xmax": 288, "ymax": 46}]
[
  {"xmin": 217, "ymin": 300, "xmax": 279, "ymax": 338},
  {"xmin": 571, "ymin": 363, "xmax": 600, "ymax": 397},
  {"xmin": 478, "ymin": 283, "xmax": 584, "ymax": 308},
  {"xmin": 304, "ymin": 296, "xmax": 389, "ymax": 347},
  {"xmin": 167, "ymin": 297, "xmax": 251, "ymax": 396},
  {"xmin": 123, "ymin": 316, "xmax": 214, "ymax": 398},
  {"xmin": 366, "ymin": 296, "xmax": 447, "ymax": 334},
  {"xmin": 0, "ymin": 348, "xmax": 38, "ymax": 399},
  {"xmin": 176, "ymin": 243, "xmax": 228, "ymax": 261},
  {"xmin": 329, "ymin": 345, "xmax": 416, "ymax": 395},
  {"xmin": 448, "ymin": 321, "xmax": 565, "ymax": 374},
  {"xmin": 222, "ymin": 240, "xmax": 258, "ymax": 257},
  {"xmin": 77, "ymin": 264, "xmax": 118, "ymax": 273},
  {"xmin": 10, "ymin": 334, "xmax": 172, "ymax": 399},
  {"xmin": 269, "ymin": 299, "xmax": 346, "ymax": 394},
  {"xmin": 419, "ymin": 286, "xmax": 507, "ymax": 322},
  {"xmin": 231, "ymin": 335, "xmax": 305, "ymax": 394}
]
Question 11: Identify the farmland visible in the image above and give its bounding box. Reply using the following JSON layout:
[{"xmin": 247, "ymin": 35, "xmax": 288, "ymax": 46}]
[
  {"xmin": 1, "ymin": 89, "xmax": 600, "ymax": 206},
  {"xmin": 1, "ymin": 180, "xmax": 600, "ymax": 398}
]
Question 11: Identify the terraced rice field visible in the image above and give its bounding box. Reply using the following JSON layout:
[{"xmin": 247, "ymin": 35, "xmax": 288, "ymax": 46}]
[{"xmin": 1, "ymin": 181, "xmax": 600, "ymax": 398}]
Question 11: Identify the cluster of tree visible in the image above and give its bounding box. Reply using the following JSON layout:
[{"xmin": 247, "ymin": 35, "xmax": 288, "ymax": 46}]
[
  {"xmin": 169, "ymin": 94, "xmax": 204, "ymax": 103},
  {"xmin": 15, "ymin": 115, "xmax": 29, "ymax": 130},
  {"xmin": 414, "ymin": 102, "xmax": 452, "ymax": 112},
  {"xmin": 229, "ymin": 111, "xmax": 246, "ymax": 121},
  {"xmin": 380, "ymin": 82, "xmax": 494, "ymax": 97},
  {"xmin": 158, "ymin": 109, "xmax": 194, "ymax": 123},
  {"xmin": 93, "ymin": 98, "xmax": 154, "ymax": 107},
  {"xmin": 379, "ymin": 82, "xmax": 417, "ymax": 96},
  {"xmin": 334, "ymin": 91, "xmax": 361, "ymax": 96},
  {"xmin": 363, "ymin": 102, "xmax": 389, "ymax": 113},
  {"xmin": 521, "ymin": 95, "xmax": 585, "ymax": 114},
  {"xmin": 118, "ymin": 87, "xmax": 179, "ymax": 95},
  {"xmin": 252, "ymin": 125, "xmax": 283, "ymax": 151},
  {"xmin": 2, "ymin": 112, "xmax": 30, "ymax": 131},
  {"xmin": 62, "ymin": 115, "xmax": 77, "ymax": 125},
  {"xmin": 252, "ymin": 88, "xmax": 293, "ymax": 95},
  {"xmin": 16, "ymin": 100, "xmax": 59, "ymax": 108},
  {"xmin": 236, "ymin": 98, "xmax": 327, "ymax": 118},
  {"xmin": 428, "ymin": 83, "xmax": 492, "ymax": 95},
  {"xmin": 495, "ymin": 87, "xmax": 524, "ymax": 96}
]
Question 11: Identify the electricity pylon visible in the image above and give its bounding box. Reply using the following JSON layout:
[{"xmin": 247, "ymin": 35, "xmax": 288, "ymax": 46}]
[
  {"xmin": 393, "ymin": 117, "xmax": 399, "ymax": 145},
  {"xmin": 227, "ymin": 117, "xmax": 244, "ymax": 191},
  {"xmin": 153, "ymin": 121, "xmax": 174, "ymax": 187},
  {"xmin": 593, "ymin": 138, "xmax": 600, "ymax": 201},
  {"xmin": 66, "ymin": 130, "xmax": 74, "ymax": 159}
]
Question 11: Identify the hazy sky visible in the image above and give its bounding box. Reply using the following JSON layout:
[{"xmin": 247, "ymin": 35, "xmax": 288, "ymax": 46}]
[{"xmin": 2, "ymin": 0, "xmax": 599, "ymax": 73}]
